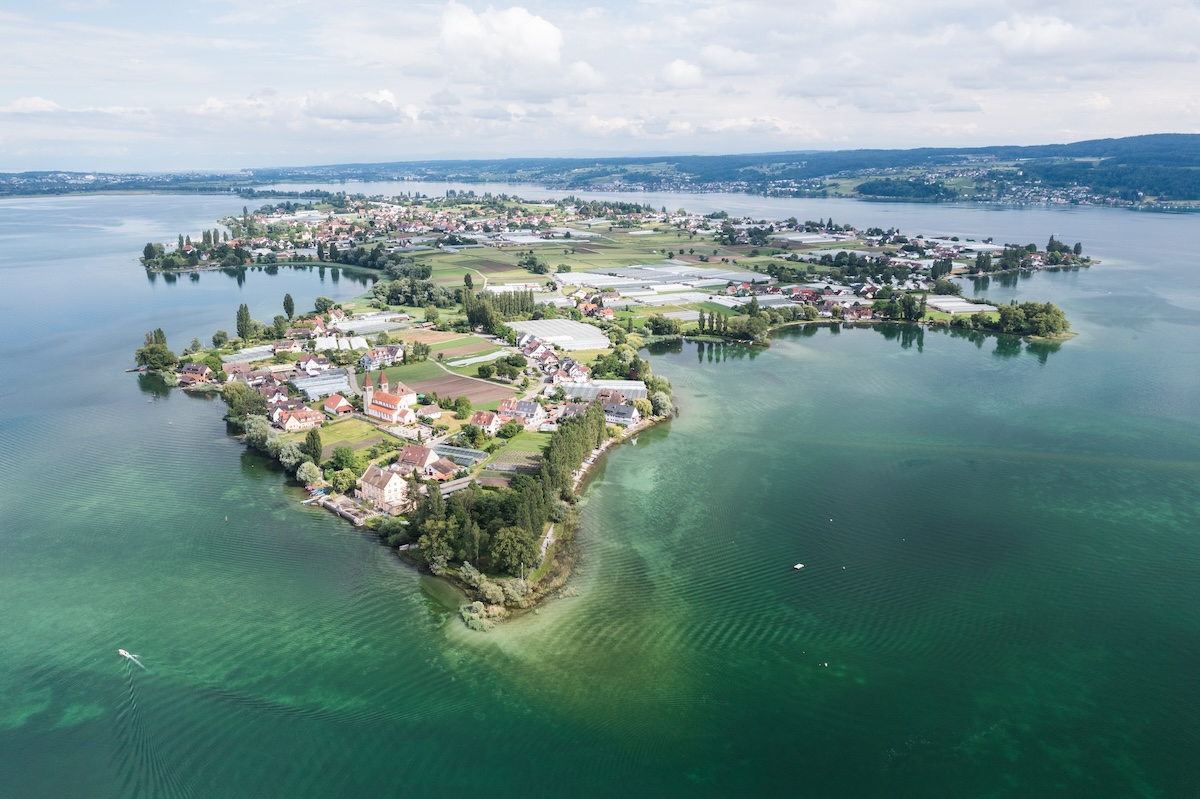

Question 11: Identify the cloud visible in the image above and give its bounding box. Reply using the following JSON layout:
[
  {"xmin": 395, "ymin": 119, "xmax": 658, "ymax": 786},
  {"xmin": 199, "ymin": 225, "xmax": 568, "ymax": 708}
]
[
  {"xmin": 1, "ymin": 96, "xmax": 63, "ymax": 113},
  {"xmin": 989, "ymin": 15, "xmax": 1078, "ymax": 55},
  {"xmin": 304, "ymin": 90, "xmax": 405, "ymax": 123},
  {"xmin": 698, "ymin": 45, "xmax": 758, "ymax": 75},
  {"xmin": 1080, "ymin": 92, "xmax": 1112, "ymax": 110},
  {"xmin": 439, "ymin": 2, "xmax": 563, "ymax": 66},
  {"xmin": 661, "ymin": 59, "xmax": 704, "ymax": 89}
]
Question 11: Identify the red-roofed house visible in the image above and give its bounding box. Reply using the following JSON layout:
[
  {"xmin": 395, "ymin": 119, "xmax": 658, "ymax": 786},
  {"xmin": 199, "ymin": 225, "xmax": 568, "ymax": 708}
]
[
  {"xmin": 278, "ymin": 407, "xmax": 325, "ymax": 432},
  {"xmin": 323, "ymin": 394, "xmax": 353, "ymax": 416}
]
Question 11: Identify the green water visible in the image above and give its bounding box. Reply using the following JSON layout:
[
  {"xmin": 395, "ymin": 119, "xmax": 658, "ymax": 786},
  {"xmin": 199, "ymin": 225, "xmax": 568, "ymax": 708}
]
[{"xmin": 2, "ymin": 193, "xmax": 1199, "ymax": 796}]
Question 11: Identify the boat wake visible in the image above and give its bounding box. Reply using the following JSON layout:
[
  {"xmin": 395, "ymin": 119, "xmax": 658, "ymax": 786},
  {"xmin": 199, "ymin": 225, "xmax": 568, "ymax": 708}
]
[{"xmin": 119, "ymin": 648, "xmax": 147, "ymax": 670}]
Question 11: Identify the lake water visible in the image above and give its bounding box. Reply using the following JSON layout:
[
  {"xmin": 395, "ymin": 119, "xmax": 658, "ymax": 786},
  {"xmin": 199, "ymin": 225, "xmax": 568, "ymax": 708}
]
[{"xmin": 1, "ymin": 189, "xmax": 1198, "ymax": 797}]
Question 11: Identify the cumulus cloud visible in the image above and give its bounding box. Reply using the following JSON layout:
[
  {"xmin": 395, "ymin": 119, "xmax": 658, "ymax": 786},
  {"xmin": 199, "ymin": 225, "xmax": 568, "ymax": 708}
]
[
  {"xmin": 304, "ymin": 90, "xmax": 404, "ymax": 123},
  {"xmin": 439, "ymin": 2, "xmax": 563, "ymax": 66},
  {"xmin": 2, "ymin": 0, "xmax": 1199, "ymax": 168},
  {"xmin": 661, "ymin": 59, "xmax": 704, "ymax": 89}
]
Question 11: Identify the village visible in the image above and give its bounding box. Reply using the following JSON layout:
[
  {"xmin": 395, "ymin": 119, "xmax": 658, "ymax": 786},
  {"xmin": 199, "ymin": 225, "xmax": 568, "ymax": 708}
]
[{"xmin": 138, "ymin": 193, "xmax": 1076, "ymax": 617}]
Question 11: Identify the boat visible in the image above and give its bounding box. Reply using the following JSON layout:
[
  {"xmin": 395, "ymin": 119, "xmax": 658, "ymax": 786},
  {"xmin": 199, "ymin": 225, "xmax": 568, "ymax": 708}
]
[{"xmin": 794, "ymin": 563, "xmax": 804, "ymax": 570}]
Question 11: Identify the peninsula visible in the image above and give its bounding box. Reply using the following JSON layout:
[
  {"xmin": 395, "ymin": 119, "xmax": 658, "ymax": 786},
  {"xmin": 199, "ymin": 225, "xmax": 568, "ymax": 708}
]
[{"xmin": 136, "ymin": 192, "xmax": 1076, "ymax": 627}]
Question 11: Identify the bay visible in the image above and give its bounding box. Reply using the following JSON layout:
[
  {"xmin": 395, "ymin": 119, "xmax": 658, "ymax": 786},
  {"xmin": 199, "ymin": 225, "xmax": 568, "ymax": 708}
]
[{"xmin": 1, "ymin": 189, "xmax": 1198, "ymax": 797}]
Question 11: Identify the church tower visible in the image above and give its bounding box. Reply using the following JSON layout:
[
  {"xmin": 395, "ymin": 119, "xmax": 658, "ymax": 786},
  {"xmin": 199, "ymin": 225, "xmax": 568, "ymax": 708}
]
[
  {"xmin": 363, "ymin": 371, "xmax": 374, "ymax": 408},
  {"xmin": 377, "ymin": 371, "xmax": 389, "ymax": 394}
]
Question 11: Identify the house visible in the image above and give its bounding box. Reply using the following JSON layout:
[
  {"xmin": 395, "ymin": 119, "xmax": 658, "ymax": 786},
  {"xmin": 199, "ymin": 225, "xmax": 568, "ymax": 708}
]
[
  {"xmin": 224, "ymin": 362, "xmax": 252, "ymax": 381},
  {"xmin": 426, "ymin": 457, "xmax": 460, "ymax": 482},
  {"xmin": 558, "ymin": 359, "xmax": 591, "ymax": 383},
  {"xmin": 323, "ymin": 394, "xmax": 353, "ymax": 416},
  {"xmin": 393, "ymin": 444, "xmax": 439, "ymax": 476},
  {"xmin": 358, "ymin": 464, "xmax": 408, "ymax": 510},
  {"xmin": 178, "ymin": 362, "xmax": 213, "ymax": 387},
  {"xmin": 498, "ymin": 398, "xmax": 547, "ymax": 427},
  {"xmin": 469, "ymin": 410, "xmax": 502, "ymax": 436},
  {"xmin": 273, "ymin": 339, "xmax": 303, "ymax": 354},
  {"xmin": 557, "ymin": 402, "xmax": 590, "ymax": 421},
  {"xmin": 358, "ymin": 346, "xmax": 399, "ymax": 371},
  {"xmin": 595, "ymin": 388, "xmax": 627, "ymax": 406},
  {"xmin": 257, "ymin": 384, "xmax": 288, "ymax": 404},
  {"xmin": 417, "ymin": 404, "xmax": 443, "ymax": 420},
  {"xmin": 328, "ymin": 308, "xmax": 347, "ymax": 324},
  {"xmin": 603, "ymin": 402, "xmax": 640, "ymax": 427},
  {"xmin": 278, "ymin": 407, "xmax": 325, "ymax": 432},
  {"xmin": 296, "ymin": 354, "xmax": 331, "ymax": 375}
]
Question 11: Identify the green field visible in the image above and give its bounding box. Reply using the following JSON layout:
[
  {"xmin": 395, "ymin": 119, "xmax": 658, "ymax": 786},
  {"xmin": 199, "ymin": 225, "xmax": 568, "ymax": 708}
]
[{"xmin": 378, "ymin": 360, "xmax": 446, "ymax": 385}]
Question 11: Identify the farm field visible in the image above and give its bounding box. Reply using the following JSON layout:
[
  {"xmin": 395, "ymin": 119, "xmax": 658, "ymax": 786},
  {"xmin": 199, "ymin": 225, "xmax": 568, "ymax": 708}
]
[{"xmin": 407, "ymin": 373, "xmax": 518, "ymax": 405}]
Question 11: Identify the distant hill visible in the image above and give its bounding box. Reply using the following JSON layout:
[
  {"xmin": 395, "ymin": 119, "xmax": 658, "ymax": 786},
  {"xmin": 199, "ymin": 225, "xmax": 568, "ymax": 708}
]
[
  {"xmin": 246, "ymin": 134, "xmax": 1200, "ymax": 203},
  {"xmin": 4, "ymin": 134, "xmax": 1199, "ymax": 203}
]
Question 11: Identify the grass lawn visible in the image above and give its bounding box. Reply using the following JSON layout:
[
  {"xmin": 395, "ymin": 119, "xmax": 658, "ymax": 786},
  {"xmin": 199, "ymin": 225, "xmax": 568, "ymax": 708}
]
[
  {"xmin": 698, "ymin": 302, "xmax": 738, "ymax": 316},
  {"xmin": 380, "ymin": 360, "xmax": 446, "ymax": 385},
  {"xmin": 428, "ymin": 335, "xmax": 490, "ymax": 354},
  {"xmin": 504, "ymin": 430, "xmax": 552, "ymax": 452},
  {"xmin": 318, "ymin": 417, "xmax": 399, "ymax": 458}
]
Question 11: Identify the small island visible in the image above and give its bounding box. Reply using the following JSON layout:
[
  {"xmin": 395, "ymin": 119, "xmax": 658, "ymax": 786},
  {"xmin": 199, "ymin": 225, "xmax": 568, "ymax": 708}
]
[{"xmin": 136, "ymin": 193, "xmax": 1079, "ymax": 627}]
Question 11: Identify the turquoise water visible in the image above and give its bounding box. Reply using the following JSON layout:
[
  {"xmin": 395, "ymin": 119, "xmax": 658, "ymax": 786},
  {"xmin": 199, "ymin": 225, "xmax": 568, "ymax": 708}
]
[{"xmin": 2, "ymin": 193, "xmax": 1199, "ymax": 796}]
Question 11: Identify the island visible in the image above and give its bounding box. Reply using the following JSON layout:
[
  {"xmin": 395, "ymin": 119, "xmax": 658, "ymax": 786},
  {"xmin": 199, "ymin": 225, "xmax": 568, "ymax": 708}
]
[{"xmin": 135, "ymin": 192, "xmax": 1078, "ymax": 628}]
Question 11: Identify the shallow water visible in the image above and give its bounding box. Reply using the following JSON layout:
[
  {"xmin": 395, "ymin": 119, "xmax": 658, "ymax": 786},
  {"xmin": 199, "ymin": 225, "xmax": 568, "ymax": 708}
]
[{"xmin": 1, "ymin": 191, "xmax": 1198, "ymax": 796}]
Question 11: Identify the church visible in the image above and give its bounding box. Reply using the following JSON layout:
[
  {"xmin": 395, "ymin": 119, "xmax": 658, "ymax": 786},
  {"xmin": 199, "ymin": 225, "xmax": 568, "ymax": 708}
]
[{"xmin": 363, "ymin": 371, "xmax": 417, "ymax": 425}]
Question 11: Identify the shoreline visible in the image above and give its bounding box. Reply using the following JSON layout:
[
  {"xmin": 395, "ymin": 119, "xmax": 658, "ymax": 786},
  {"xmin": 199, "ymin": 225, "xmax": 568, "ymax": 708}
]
[{"xmin": 410, "ymin": 409, "xmax": 675, "ymax": 625}]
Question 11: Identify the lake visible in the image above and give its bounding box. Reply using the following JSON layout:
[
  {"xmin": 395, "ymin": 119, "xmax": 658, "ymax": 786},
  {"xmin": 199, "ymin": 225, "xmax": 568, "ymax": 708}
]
[{"xmin": 1, "ymin": 189, "xmax": 1197, "ymax": 797}]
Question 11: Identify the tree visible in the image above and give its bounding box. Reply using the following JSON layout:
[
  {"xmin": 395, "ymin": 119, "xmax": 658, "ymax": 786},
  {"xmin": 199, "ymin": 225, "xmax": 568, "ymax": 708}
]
[
  {"xmin": 1073, "ymin": 242, "xmax": 1083, "ymax": 256},
  {"xmin": 497, "ymin": 419, "xmax": 523, "ymax": 438},
  {"xmin": 330, "ymin": 469, "xmax": 357, "ymax": 494},
  {"xmin": 314, "ymin": 296, "xmax": 335, "ymax": 314},
  {"xmin": 273, "ymin": 315, "xmax": 288, "ymax": 338},
  {"xmin": 326, "ymin": 445, "xmax": 360, "ymax": 473},
  {"xmin": 221, "ymin": 381, "xmax": 267, "ymax": 420},
  {"xmin": 424, "ymin": 304, "xmax": 440, "ymax": 323},
  {"xmin": 277, "ymin": 441, "xmax": 306, "ymax": 472},
  {"xmin": 317, "ymin": 241, "xmax": 326, "ymax": 261},
  {"xmin": 243, "ymin": 415, "xmax": 273, "ymax": 451},
  {"xmin": 283, "ymin": 293, "xmax": 295, "ymax": 318},
  {"xmin": 453, "ymin": 396, "xmax": 472, "ymax": 418},
  {"xmin": 303, "ymin": 428, "xmax": 323, "ymax": 464},
  {"xmin": 747, "ymin": 295, "xmax": 760, "ymax": 317},
  {"xmin": 236, "ymin": 303, "xmax": 251, "ymax": 340},
  {"xmin": 932, "ymin": 279, "xmax": 962, "ymax": 296},
  {"xmin": 134, "ymin": 340, "xmax": 177, "ymax": 371},
  {"xmin": 296, "ymin": 461, "xmax": 323, "ymax": 485},
  {"xmin": 143, "ymin": 243, "xmax": 157, "ymax": 262},
  {"xmin": 489, "ymin": 525, "xmax": 538, "ymax": 576},
  {"xmin": 463, "ymin": 274, "xmax": 473, "ymax": 290},
  {"xmin": 212, "ymin": 330, "xmax": 229, "ymax": 348}
]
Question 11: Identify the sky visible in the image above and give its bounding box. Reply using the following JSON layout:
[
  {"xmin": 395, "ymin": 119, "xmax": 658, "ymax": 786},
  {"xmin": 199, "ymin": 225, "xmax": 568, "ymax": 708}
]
[{"xmin": 2, "ymin": 0, "xmax": 1199, "ymax": 172}]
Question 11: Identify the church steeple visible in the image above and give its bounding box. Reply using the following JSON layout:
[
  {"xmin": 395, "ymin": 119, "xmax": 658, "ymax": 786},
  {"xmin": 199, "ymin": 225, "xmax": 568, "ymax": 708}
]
[
  {"xmin": 363, "ymin": 371, "xmax": 373, "ymax": 408},
  {"xmin": 377, "ymin": 371, "xmax": 389, "ymax": 393}
]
